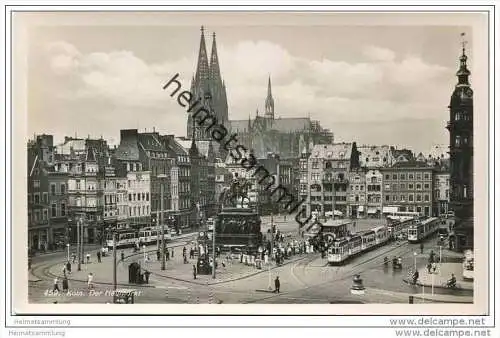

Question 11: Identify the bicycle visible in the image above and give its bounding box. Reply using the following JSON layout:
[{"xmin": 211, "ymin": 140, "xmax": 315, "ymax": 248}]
[{"xmin": 441, "ymin": 281, "xmax": 461, "ymax": 289}]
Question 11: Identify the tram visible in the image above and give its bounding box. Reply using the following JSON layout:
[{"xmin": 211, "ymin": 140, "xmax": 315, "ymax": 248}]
[
  {"xmin": 138, "ymin": 226, "xmax": 171, "ymax": 246},
  {"xmin": 407, "ymin": 217, "xmax": 440, "ymax": 243},
  {"xmin": 106, "ymin": 229, "xmax": 138, "ymax": 249},
  {"xmin": 387, "ymin": 216, "xmax": 418, "ymax": 240},
  {"xmin": 327, "ymin": 225, "xmax": 390, "ymax": 265}
]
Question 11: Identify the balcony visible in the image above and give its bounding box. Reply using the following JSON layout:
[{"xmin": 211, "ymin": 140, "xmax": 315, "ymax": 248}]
[{"xmin": 322, "ymin": 177, "xmax": 349, "ymax": 184}]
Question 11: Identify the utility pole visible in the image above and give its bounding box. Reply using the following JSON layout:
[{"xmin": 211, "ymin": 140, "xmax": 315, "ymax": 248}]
[
  {"xmin": 77, "ymin": 218, "xmax": 81, "ymax": 271},
  {"xmin": 113, "ymin": 232, "xmax": 117, "ymax": 291},
  {"xmin": 212, "ymin": 217, "xmax": 216, "ymax": 279}
]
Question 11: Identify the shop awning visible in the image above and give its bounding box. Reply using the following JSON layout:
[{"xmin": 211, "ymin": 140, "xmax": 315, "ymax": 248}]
[
  {"xmin": 367, "ymin": 208, "xmax": 377, "ymax": 214},
  {"xmin": 358, "ymin": 206, "xmax": 364, "ymax": 212}
]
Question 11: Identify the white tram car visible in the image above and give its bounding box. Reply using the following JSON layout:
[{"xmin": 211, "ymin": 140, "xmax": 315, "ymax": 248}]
[
  {"xmin": 407, "ymin": 217, "xmax": 440, "ymax": 243},
  {"xmin": 327, "ymin": 225, "xmax": 390, "ymax": 265},
  {"xmin": 106, "ymin": 229, "xmax": 138, "ymax": 249},
  {"xmin": 138, "ymin": 227, "xmax": 171, "ymax": 245}
]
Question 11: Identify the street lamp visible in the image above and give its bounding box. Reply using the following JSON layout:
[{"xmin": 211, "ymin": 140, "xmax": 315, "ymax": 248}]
[
  {"xmin": 212, "ymin": 218, "xmax": 216, "ymax": 279},
  {"xmin": 157, "ymin": 174, "xmax": 167, "ymax": 271},
  {"xmin": 143, "ymin": 244, "xmax": 146, "ymax": 263},
  {"xmin": 66, "ymin": 243, "xmax": 70, "ymax": 262}
]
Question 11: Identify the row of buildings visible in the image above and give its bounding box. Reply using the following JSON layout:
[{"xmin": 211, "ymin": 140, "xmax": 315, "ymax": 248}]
[
  {"xmin": 27, "ymin": 131, "xmax": 233, "ymax": 250},
  {"xmin": 298, "ymin": 143, "xmax": 451, "ymax": 219}
]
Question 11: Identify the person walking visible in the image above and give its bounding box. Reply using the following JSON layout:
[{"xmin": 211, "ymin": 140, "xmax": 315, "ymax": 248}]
[
  {"xmin": 53, "ymin": 277, "xmax": 60, "ymax": 292},
  {"xmin": 166, "ymin": 249, "xmax": 170, "ymax": 261},
  {"xmin": 71, "ymin": 253, "xmax": 76, "ymax": 264},
  {"xmin": 66, "ymin": 261, "xmax": 71, "ymax": 274},
  {"xmin": 62, "ymin": 264, "xmax": 67, "ymax": 278},
  {"xmin": 156, "ymin": 250, "xmax": 160, "ymax": 261},
  {"xmin": 87, "ymin": 272, "xmax": 94, "ymax": 290},
  {"xmin": 86, "ymin": 253, "xmax": 91, "ymax": 264},
  {"xmin": 62, "ymin": 276, "xmax": 69, "ymax": 292},
  {"xmin": 420, "ymin": 242, "xmax": 424, "ymax": 254},
  {"xmin": 97, "ymin": 250, "xmax": 101, "ymax": 263},
  {"xmin": 171, "ymin": 248, "xmax": 174, "ymax": 258},
  {"xmin": 193, "ymin": 265, "xmax": 197, "ymax": 280},
  {"xmin": 144, "ymin": 270, "xmax": 150, "ymax": 284},
  {"xmin": 274, "ymin": 276, "xmax": 280, "ymax": 293}
]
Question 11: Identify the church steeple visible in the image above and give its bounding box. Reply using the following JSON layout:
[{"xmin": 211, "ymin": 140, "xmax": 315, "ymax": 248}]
[
  {"xmin": 265, "ymin": 76, "xmax": 275, "ymax": 119},
  {"xmin": 456, "ymin": 33, "xmax": 471, "ymax": 87},
  {"xmin": 194, "ymin": 26, "xmax": 210, "ymax": 94},
  {"xmin": 209, "ymin": 32, "xmax": 222, "ymax": 87}
]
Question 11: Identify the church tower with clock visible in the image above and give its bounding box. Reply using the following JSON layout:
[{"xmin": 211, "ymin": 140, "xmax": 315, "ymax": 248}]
[{"xmin": 446, "ymin": 35, "xmax": 474, "ymax": 250}]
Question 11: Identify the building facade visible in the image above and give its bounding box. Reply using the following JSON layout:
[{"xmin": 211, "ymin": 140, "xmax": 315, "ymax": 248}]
[
  {"xmin": 434, "ymin": 170, "xmax": 450, "ymax": 216},
  {"xmin": 126, "ymin": 171, "xmax": 151, "ymax": 229},
  {"xmin": 365, "ymin": 169, "xmax": 384, "ymax": 218},
  {"xmin": 306, "ymin": 143, "xmax": 360, "ymax": 217},
  {"xmin": 347, "ymin": 169, "xmax": 367, "ymax": 218},
  {"xmin": 380, "ymin": 164, "xmax": 434, "ymax": 217}
]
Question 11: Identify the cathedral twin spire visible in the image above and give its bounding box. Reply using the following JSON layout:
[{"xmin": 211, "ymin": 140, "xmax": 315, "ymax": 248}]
[
  {"xmin": 188, "ymin": 26, "xmax": 229, "ymax": 142},
  {"xmin": 193, "ymin": 26, "xmax": 223, "ymax": 99}
]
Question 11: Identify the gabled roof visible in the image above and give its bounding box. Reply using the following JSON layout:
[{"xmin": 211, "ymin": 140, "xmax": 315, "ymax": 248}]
[
  {"xmin": 310, "ymin": 143, "xmax": 353, "ymax": 160},
  {"xmin": 86, "ymin": 147, "xmax": 97, "ymax": 162},
  {"xmin": 138, "ymin": 133, "xmax": 164, "ymax": 151}
]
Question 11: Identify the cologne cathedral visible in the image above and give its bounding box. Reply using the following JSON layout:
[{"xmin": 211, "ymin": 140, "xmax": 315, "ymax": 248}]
[{"xmin": 187, "ymin": 27, "xmax": 333, "ymax": 160}]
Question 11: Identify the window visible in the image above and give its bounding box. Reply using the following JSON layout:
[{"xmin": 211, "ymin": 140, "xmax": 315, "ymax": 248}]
[
  {"xmin": 409, "ymin": 194, "xmax": 414, "ymax": 202},
  {"xmin": 129, "ymin": 194, "xmax": 132, "ymax": 201},
  {"xmin": 392, "ymin": 174, "xmax": 397, "ymax": 180},
  {"xmin": 60, "ymin": 184, "xmax": 66, "ymax": 195},
  {"xmin": 416, "ymin": 206, "xmax": 422, "ymax": 213},
  {"xmin": 360, "ymin": 185, "xmax": 364, "ymax": 191},
  {"xmin": 409, "ymin": 183, "xmax": 414, "ymax": 190},
  {"xmin": 424, "ymin": 194, "xmax": 430, "ymax": 202},
  {"xmin": 51, "ymin": 203, "xmax": 57, "ymax": 217},
  {"xmin": 424, "ymin": 183, "xmax": 430, "ymax": 189},
  {"xmin": 416, "ymin": 173, "xmax": 422, "ymax": 180},
  {"xmin": 43, "ymin": 210, "xmax": 48, "ymax": 221},
  {"xmin": 408, "ymin": 173, "xmax": 414, "ymax": 180},
  {"xmin": 76, "ymin": 180, "xmax": 81, "ymax": 190},
  {"xmin": 392, "ymin": 184, "xmax": 398, "ymax": 191},
  {"xmin": 416, "ymin": 183, "xmax": 422, "ymax": 190},
  {"xmin": 43, "ymin": 192, "xmax": 48, "ymax": 203},
  {"xmin": 311, "ymin": 160, "xmax": 319, "ymax": 169},
  {"xmin": 455, "ymin": 136, "xmax": 461, "ymax": 146},
  {"xmin": 455, "ymin": 112, "xmax": 461, "ymax": 120},
  {"xmin": 61, "ymin": 203, "xmax": 66, "ymax": 216},
  {"xmin": 34, "ymin": 180, "xmax": 40, "ymax": 188},
  {"xmin": 51, "ymin": 184, "xmax": 56, "ymax": 196},
  {"xmin": 424, "ymin": 173, "xmax": 430, "ymax": 180},
  {"xmin": 146, "ymin": 193, "xmax": 149, "ymax": 201},
  {"xmin": 385, "ymin": 174, "xmax": 390, "ymax": 180},
  {"xmin": 400, "ymin": 184, "xmax": 406, "ymax": 190},
  {"xmin": 400, "ymin": 174, "xmax": 406, "ymax": 180},
  {"xmin": 393, "ymin": 195, "xmax": 397, "ymax": 201},
  {"xmin": 400, "ymin": 195, "xmax": 405, "ymax": 202},
  {"xmin": 137, "ymin": 194, "xmax": 141, "ymax": 201},
  {"xmin": 384, "ymin": 184, "xmax": 390, "ymax": 191},
  {"xmin": 34, "ymin": 193, "xmax": 40, "ymax": 204},
  {"xmin": 445, "ymin": 190, "xmax": 449, "ymax": 199},
  {"xmin": 416, "ymin": 194, "xmax": 422, "ymax": 202}
]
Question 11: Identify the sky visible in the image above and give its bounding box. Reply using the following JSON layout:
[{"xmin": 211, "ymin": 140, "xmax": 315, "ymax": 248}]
[{"xmin": 25, "ymin": 13, "xmax": 474, "ymax": 154}]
